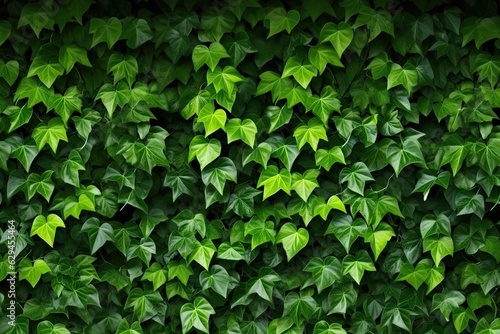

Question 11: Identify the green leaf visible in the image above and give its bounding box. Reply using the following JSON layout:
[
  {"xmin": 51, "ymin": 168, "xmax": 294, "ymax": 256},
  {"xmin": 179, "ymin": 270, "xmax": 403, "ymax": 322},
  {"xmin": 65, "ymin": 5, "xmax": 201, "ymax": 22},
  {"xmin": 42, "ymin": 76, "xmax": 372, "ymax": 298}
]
[
  {"xmin": 226, "ymin": 118, "xmax": 258, "ymax": 147},
  {"xmin": 26, "ymin": 170, "xmax": 54, "ymax": 202},
  {"xmin": 423, "ymin": 236, "xmax": 454, "ymax": 266},
  {"xmin": 30, "ymin": 213, "xmax": 65, "ymax": 247},
  {"xmin": 18, "ymin": 258, "xmax": 51, "ymax": 288},
  {"xmin": 201, "ymin": 157, "xmax": 237, "ymax": 194},
  {"xmin": 315, "ymin": 146, "xmax": 345, "ymax": 171},
  {"xmin": 265, "ymin": 105, "xmax": 293, "ymax": 133},
  {"xmin": 63, "ymin": 194, "xmax": 96, "ymax": 219},
  {"xmin": 455, "ymin": 192, "xmax": 485, "ymax": 219},
  {"xmin": 217, "ymin": 242, "xmax": 246, "ymax": 261},
  {"xmin": 283, "ymin": 291, "xmax": 318, "ymax": 324},
  {"xmin": 10, "ymin": 140, "xmax": 38, "ymax": 172},
  {"xmin": 342, "ymin": 250, "xmax": 376, "ymax": 284},
  {"xmin": 365, "ymin": 53, "xmax": 392, "ymax": 80},
  {"xmin": 188, "ymin": 135, "xmax": 222, "ymax": 170},
  {"xmin": 188, "ymin": 239, "xmax": 216, "ymax": 270},
  {"xmin": 267, "ymin": 136, "xmax": 300, "ymax": 171},
  {"xmin": 59, "ymin": 44, "xmax": 92, "ymax": 73},
  {"xmin": 308, "ymin": 44, "xmax": 343, "ymax": 75},
  {"xmin": 277, "ymin": 223, "xmax": 309, "ymax": 261},
  {"xmin": 37, "ymin": 321, "xmax": 70, "ymax": 334},
  {"xmin": 127, "ymin": 238, "xmax": 156, "ymax": 265},
  {"xmin": 426, "ymin": 262, "xmax": 445, "ymax": 294},
  {"xmin": 0, "ymin": 21, "xmax": 11, "ymax": 46},
  {"xmin": 453, "ymin": 307, "xmax": 478, "ymax": 334},
  {"xmin": 47, "ymin": 86, "xmax": 82, "ymax": 125},
  {"xmin": 420, "ymin": 214, "xmax": 451, "ymax": 239},
  {"xmin": 412, "ymin": 171, "xmax": 451, "ymax": 201},
  {"xmin": 339, "ymin": 162, "xmax": 374, "ymax": 196},
  {"xmin": 364, "ymin": 222, "xmax": 395, "ymax": 261},
  {"xmin": 244, "ymin": 216, "xmax": 276, "ymax": 250},
  {"xmin": 265, "ymin": 8, "xmax": 300, "ymax": 37},
  {"xmin": 387, "ymin": 63, "xmax": 418, "ymax": 94},
  {"xmin": 291, "ymin": 169, "xmax": 319, "ymax": 202},
  {"xmin": 14, "ymin": 77, "xmax": 52, "ymax": 107},
  {"xmin": 3, "ymin": 104, "xmax": 33, "ymax": 133},
  {"xmin": 124, "ymin": 287, "xmax": 163, "ymax": 322},
  {"xmin": 193, "ymin": 42, "xmax": 230, "ymax": 71},
  {"xmin": 199, "ymin": 264, "xmax": 234, "ymax": 297},
  {"xmin": 386, "ymin": 138, "xmax": 427, "ymax": 177},
  {"xmin": 207, "ymin": 65, "xmax": 244, "ymax": 96},
  {"xmin": 95, "ymin": 82, "xmax": 130, "ymax": 118},
  {"xmin": 197, "ymin": 104, "xmax": 226, "ymax": 136},
  {"xmin": 27, "ymin": 55, "xmax": 64, "ymax": 88},
  {"xmin": 325, "ymin": 215, "xmax": 367, "ymax": 253},
  {"xmin": 439, "ymin": 135, "xmax": 469, "ymax": 175},
  {"xmin": 326, "ymin": 283, "xmax": 357, "ymax": 315},
  {"xmin": 396, "ymin": 259, "xmax": 431, "ymax": 290},
  {"xmin": 432, "ymin": 290, "xmax": 465, "ymax": 321},
  {"xmin": 293, "ymin": 117, "xmax": 328, "ymax": 151},
  {"xmin": 59, "ymin": 149, "xmax": 86, "ymax": 187},
  {"xmin": 164, "ymin": 166, "xmax": 198, "ymax": 201},
  {"xmin": 167, "ymin": 260, "xmax": 194, "ymax": 285},
  {"xmin": 89, "ymin": 17, "xmax": 122, "ymax": 48},
  {"xmin": 242, "ymin": 142, "xmax": 272, "ymax": 169},
  {"xmin": 257, "ymin": 165, "xmax": 292, "ymax": 200},
  {"xmin": 18, "ymin": 4, "xmax": 54, "ymax": 38},
  {"xmin": 319, "ymin": 22, "xmax": 353, "ymax": 57},
  {"xmin": 303, "ymin": 256, "xmax": 343, "ymax": 293},
  {"xmin": 313, "ymin": 321, "xmax": 347, "ymax": 334},
  {"xmin": 122, "ymin": 18, "xmax": 153, "ymax": 49},
  {"xmin": 0, "ymin": 59, "xmax": 19, "ymax": 86},
  {"xmin": 256, "ymin": 71, "xmax": 293, "ymax": 101},
  {"xmin": 81, "ymin": 218, "xmax": 114, "ymax": 255},
  {"xmin": 282, "ymin": 56, "xmax": 318, "ymax": 89},
  {"xmin": 107, "ymin": 53, "xmax": 138, "ymax": 86},
  {"xmin": 141, "ymin": 263, "xmax": 167, "ymax": 291},
  {"xmin": 180, "ymin": 297, "xmax": 215, "ymax": 334},
  {"xmin": 353, "ymin": 7, "xmax": 394, "ymax": 41},
  {"xmin": 306, "ymin": 86, "xmax": 341, "ymax": 125}
]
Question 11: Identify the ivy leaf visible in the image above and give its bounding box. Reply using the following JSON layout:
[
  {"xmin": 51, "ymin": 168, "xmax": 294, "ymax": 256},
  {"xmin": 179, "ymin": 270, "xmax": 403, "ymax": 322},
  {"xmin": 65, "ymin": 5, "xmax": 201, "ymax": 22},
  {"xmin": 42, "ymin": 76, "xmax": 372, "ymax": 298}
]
[
  {"xmin": 89, "ymin": 17, "xmax": 122, "ymax": 48},
  {"xmin": 242, "ymin": 142, "xmax": 272, "ymax": 169},
  {"xmin": 326, "ymin": 283, "xmax": 357, "ymax": 315},
  {"xmin": 306, "ymin": 86, "xmax": 341, "ymax": 125},
  {"xmin": 0, "ymin": 59, "xmax": 19, "ymax": 86},
  {"xmin": 313, "ymin": 321, "xmax": 347, "ymax": 334},
  {"xmin": 30, "ymin": 213, "xmax": 65, "ymax": 247},
  {"xmin": 423, "ymin": 236, "xmax": 454, "ymax": 266},
  {"xmin": 95, "ymin": 82, "xmax": 130, "ymax": 118},
  {"xmin": 455, "ymin": 191, "xmax": 485, "ymax": 219},
  {"xmin": 315, "ymin": 146, "xmax": 345, "ymax": 171},
  {"xmin": 420, "ymin": 213, "xmax": 451, "ymax": 239},
  {"xmin": 282, "ymin": 56, "xmax": 318, "ymax": 89},
  {"xmin": 188, "ymin": 135, "xmax": 222, "ymax": 170},
  {"xmin": 396, "ymin": 259, "xmax": 431, "ymax": 290},
  {"xmin": 72, "ymin": 109, "xmax": 101, "ymax": 140},
  {"xmin": 188, "ymin": 239, "xmax": 217, "ymax": 270},
  {"xmin": 267, "ymin": 136, "xmax": 300, "ymax": 171},
  {"xmin": 37, "ymin": 321, "xmax": 70, "ymax": 334},
  {"xmin": 432, "ymin": 290, "xmax": 466, "ymax": 321},
  {"xmin": 201, "ymin": 157, "xmax": 237, "ymax": 195},
  {"xmin": 303, "ymin": 256, "xmax": 343, "ymax": 293},
  {"xmin": 0, "ymin": 21, "xmax": 11, "ymax": 46},
  {"xmin": 339, "ymin": 162, "xmax": 374, "ymax": 196},
  {"xmin": 353, "ymin": 7, "xmax": 395, "ymax": 41},
  {"xmin": 226, "ymin": 118, "xmax": 258, "ymax": 147},
  {"xmin": 164, "ymin": 166, "xmax": 198, "ymax": 201},
  {"xmin": 312, "ymin": 195, "xmax": 346, "ymax": 220},
  {"xmin": 124, "ymin": 288, "xmax": 163, "ymax": 322},
  {"xmin": 168, "ymin": 260, "xmax": 194, "ymax": 286},
  {"xmin": 244, "ymin": 216, "xmax": 276, "ymax": 250},
  {"xmin": 26, "ymin": 170, "xmax": 54, "ymax": 202},
  {"xmin": 386, "ymin": 138, "xmax": 427, "ymax": 177},
  {"xmin": 197, "ymin": 104, "xmax": 226, "ymax": 136},
  {"xmin": 426, "ymin": 262, "xmax": 446, "ymax": 294},
  {"xmin": 27, "ymin": 55, "xmax": 65, "ymax": 88},
  {"xmin": 319, "ymin": 22, "xmax": 353, "ymax": 57},
  {"xmin": 127, "ymin": 238, "xmax": 156, "ymax": 265},
  {"xmin": 207, "ymin": 65, "xmax": 244, "ymax": 96},
  {"xmin": 19, "ymin": 258, "xmax": 51, "ymax": 288},
  {"xmin": 257, "ymin": 165, "xmax": 292, "ymax": 200},
  {"xmin": 412, "ymin": 170, "xmax": 451, "ymax": 201},
  {"xmin": 3, "ymin": 104, "xmax": 33, "ymax": 133},
  {"xmin": 453, "ymin": 307, "xmax": 478, "ymax": 334},
  {"xmin": 283, "ymin": 291, "xmax": 318, "ymax": 324},
  {"xmin": 10, "ymin": 140, "xmax": 38, "ymax": 172},
  {"xmin": 14, "ymin": 77, "xmax": 52, "ymax": 108},
  {"xmin": 256, "ymin": 71, "xmax": 293, "ymax": 101},
  {"xmin": 18, "ymin": 4, "xmax": 54, "ymax": 38},
  {"xmin": 265, "ymin": 104, "xmax": 293, "ymax": 133},
  {"xmin": 293, "ymin": 117, "xmax": 328, "ymax": 151},
  {"xmin": 141, "ymin": 263, "xmax": 167, "ymax": 291},
  {"xmin": 325, "ymin": 214, "xmax": 367, "ymax": 253},
  {"xmin": 180, "ymin": 297, "xmax": 215, "ymax": 334},
  {"xmin": 439, "ymin": 134, "xmax": 469, "ymax": 175},
  {"xmin": 81, "ymin": 218, "xmax": 114, "ymax": 255},
  {"xmin": 365, "ymin": 53, "xmax": 392, "ymax": 80},
  {"xmin": 277, "ymin": 223, "xmax": 309, "ymax": 261},
  {"xmin": 308, "ymin": 44, "xmax": 343, "ymax": 75},
  {"xmin": 387, "ymin": 63, "xmax": 418, "ymax": 94},
  {"xmin": 63, "ymin": 194, "xmax": 96, "ymax": 219},
  {"xmin": 193, "ymin": 42, "xmax": 230, "ymax": 71},
  {"xmin": 58, "ymin": 149, "xmax": 86, "ymax": 187},
  {"xmin": 47, "ymin": 86, "xmax": 82, "ymax": 125},
  {"xmin": 217, "ymin": 242, "xmax": 246, "ymax": 261},
  {"xmin": 342, "ymin": 250, "xmax": 376, "ymax": 284},
  {"xmin": 364, "ymin": 222, "xmax": 395, "ymax": 261},
  {"xmin": 265, "ymin": 8, "xmax": 300, "ymax": 37},
  {"xmin": 107, "ymin": 53, "xmax": 138, "ymax": 86},
  {"xmin": 291, "ymin": 169, "xmax": 320, "ymax": 202},
  {"xmin": 199, "ymin": 265, "xmax": 233, "ymax": 297},
  {"xmin": 122, "ymin": 18, "xmax": 153, "ymax": 49},
  {"xmin": 59, "ymin": 44, "xmax": 92, "ymax": 73}
]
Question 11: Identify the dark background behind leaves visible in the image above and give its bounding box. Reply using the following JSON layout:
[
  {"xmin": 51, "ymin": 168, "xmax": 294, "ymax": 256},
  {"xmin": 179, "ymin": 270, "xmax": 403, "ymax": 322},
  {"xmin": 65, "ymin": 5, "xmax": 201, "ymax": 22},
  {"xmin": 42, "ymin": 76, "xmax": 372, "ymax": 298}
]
[{"xmin": 0, "ymin": 0, "xmax": 499, "ymax": 333}]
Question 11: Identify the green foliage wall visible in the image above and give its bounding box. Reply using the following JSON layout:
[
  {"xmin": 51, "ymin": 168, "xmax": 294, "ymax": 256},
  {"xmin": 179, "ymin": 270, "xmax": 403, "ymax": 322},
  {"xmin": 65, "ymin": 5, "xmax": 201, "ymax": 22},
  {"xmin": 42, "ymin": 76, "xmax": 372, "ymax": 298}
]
[{"xmin": 0, "ymin": 0, "xmax": 499, "ymax": 333}]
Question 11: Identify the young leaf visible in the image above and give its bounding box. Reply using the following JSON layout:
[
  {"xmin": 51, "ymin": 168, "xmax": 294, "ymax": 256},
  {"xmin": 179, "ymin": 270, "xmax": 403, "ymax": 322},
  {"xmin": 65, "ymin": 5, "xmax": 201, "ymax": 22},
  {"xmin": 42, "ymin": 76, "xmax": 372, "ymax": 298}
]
[
  {"xmin": 315, "ymin": 146, "xmax": 345, "ymax": 171},
  {"xmin": 141, "ymin": 263, "xmax": 167, "ymax": 291},
  {"xmin": 197, "ymin": 104, "xmax": 226, "ymax": 136},
  {"xmin": 277, "ymin": 223, "xmax": 309, "ymax": 261},
  {"xmin": 291, "ymin": 169, "xmax": 320, "ymax": 202},
  {"xmin": 282, "ymin": 56, "xmax": 318, "ymax": 89},
  {"xmin": 226, "ymin": 118, "xmax": 258, "ymax": 147},
  {"xmin": 30, "ymin": 213, "xmax": 65, "ymax": 247},
  {"xmin": 303, "ymin": 256, "xmax": 343, "ymax": 293},
  {"xmin": 180, "ymin": 297, "xmax": 215, "ymax": 334},
  {"xmin": 81, "ymin": 218, "xmax": 114, "ymax": 255},
  {"xmin": 293, "ymin": 117, "xmax": 328, "ymax": 151},
  {"xmin": 339, "ymin": 162, "xmax": 374, "ymax": 196},
  {"xmin": 265, "ymin": 8, "xmax": 300, "ymax": 37},
  {"xmin": 201, "ymin": 157, "xmax": 237, "ymax": 194},
  {"xmin": 319, "ymin": 22, "xmax": 354, "ymax": 57},
  {"xmin": 242, "ymin": 142, "xmax": 273, "ymax": 168},
  {"xmin": 244, "ymin": 216, "xmax": 276, "ymax": 250},
  {"xmin": 188, "ymin": 135, "xmax": 222, "ymax": 170},
  {"xmin": 188, "ymin": 239, "xmax": 217, "ymax": 270},
  {"xmin": 342, "ymin": 250, "xmax": 376, "ymax": 284},
  {"xmin": 206, "ymin": 65, "xmax": 244, "ymax": 96},
  {"xmin": 47, "ymin": 86, "xmax": 82, "ymax": 125},
  {"xmin": 27, "ymin": 55, "xmax": 65, "ymax": 88},
  {"xmin": 59, "ymin": 44, "xmax": 92, "ymax": 73},
  {"xmin": 89, "ymin": 17, "xmax": 122, "ymax": 48},
  {"xmin": 364, "ymin": 222, "xmax": 395, "ymax": 261},
  {"xmin": 19, "ymin": 258, "xmax": 51, "ymax": 288},
  {"xmin": 257, "ymin": 165, "xmax": 292, "ymax": 200},
  {"xmin": 192, "ymin": 42, "xmax": 230, "ymax": 71}
]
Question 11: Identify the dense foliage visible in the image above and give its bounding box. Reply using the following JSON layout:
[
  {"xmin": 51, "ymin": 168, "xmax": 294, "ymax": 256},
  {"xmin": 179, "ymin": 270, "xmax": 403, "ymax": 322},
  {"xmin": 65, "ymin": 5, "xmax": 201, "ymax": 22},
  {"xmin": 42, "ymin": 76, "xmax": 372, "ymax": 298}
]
[{"xmin": 0, "ymin": 0, "xmax": 499, "ymax": 333}]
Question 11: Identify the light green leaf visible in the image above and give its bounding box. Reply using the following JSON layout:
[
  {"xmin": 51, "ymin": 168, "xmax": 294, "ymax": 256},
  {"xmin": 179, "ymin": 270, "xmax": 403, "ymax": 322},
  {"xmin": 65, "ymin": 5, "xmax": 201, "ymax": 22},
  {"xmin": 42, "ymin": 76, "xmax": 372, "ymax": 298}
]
[
  {"xmin": 14, "ymin": 77, "xmax": 52, "ymax": 107},
  {"xmin": 180, "ymin": 297, "xmax": 215, "ymax": 334},
  {"xmin": 387, "ymin": 63, "xmax": 418, "ymax": 94},
  {"xmin": 293, "ymin": 117, "xmax": 328, "ymax": 151},
  {"xmin": 192, "ymin": 42, "xmax": 230, "ymax": 71},
  {"xmin": 420, "ymin": 214, "xmax": 451, "ymax": 239},
  {"xmin": 244, "ymin": 216, "xmax": 276, "ymax": 250},
  {"xmin": 95, "ymin": 82, "xmax": 130, "ymax": 118},
  {"xmin": 37, "ymin": 321, "xmax": 70, "ymax": 334},
  {"xmin": 47, "ymin": 86, "xmax": 82, "ymax": 125},
  {"xmin": 19, "ymin": 258, "xmax": 51, "ymax": 288},
  {"xmin": 282, "ymin": 56, "xmax": 318, "ymax": 89},
  {"xmin": 26, "ymin": 170, "xmax": 54, "ymax": 202},
  {"xmin": 188, "ymin": 135, "xmax": 221, "ymax": 170},
  {"xmin": 315, "ymin": 146, "xmax": 345, "ymax": 171},
  {"xmin": 27, "ymin": 56, "xmax": 65, "ymax": 88},
  {"xmin": 207, "ymin": 66, "xmax": 244, "ymax": 96},
  {"xmin": 201, "ymin": 157, "xmax": 237, "ymax": 194},
  {"xmin": 364, "ymin": 222, "xmax": 395, "ymax": 261},
  {"xmin": 423, "ymin": 236, "xmax": 454, "ymax": 266},
  {"xmin": 308, "ymin": 44, "xmax": 343, "ymax": 75},
  {"xmin": 30, "ymin": 213, "xmax": 65, "ymax": 247},
  {"xmin": 58, "ymin": 149, "xmax": 86, "ymax": 187},
  {"xmin": 342, "ymin": 250, "xmax": 376, "ymax": 284},
  {"xmin": 226, "ymin": 118, "xmax": 258, "ymax": 147},
  {"xmin": 197, "ymin": 104, "xmax": 226, "ymax": 136},
  {"xmin": 188, "ymin": 239, "xmax": 216, "ymax": 271},
  {"xmin": 3, "ymin": 104, "xmax": 33, "ymax": 133},
  {"xmin": 277, "ymin": 223, "xmax": 309, "ymax": 261},
  {"xmin": 167, "ymin": 260, "xmax": 193, "ymax": 286},
  {"xmin": 107, "ymin": 53, "xmax": 138, "ymax": 86},
  {"xmin": 265, "ymin": 8, "xmax": 300, "ymax": 37},
  {"xmin": 291, "ymin": 169, "xmax": 320, "ymax": 202},
  {"xmin": 59, "ymin": 44, "xmax": 92, "ymax": 73},
  {"xmin": 141, "ymin": 263, "xmax": 167, "ymax": 291},
  {"xmin": 257, "ymin": 165, "xmax": 292, "ymax": 200},
  {"xmin": 319, "ymin": 22, "xmax": 353, "ymax": 57}
]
